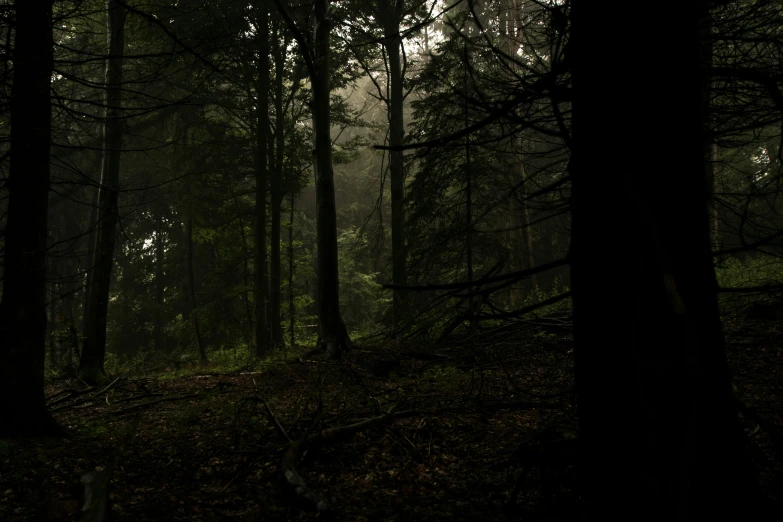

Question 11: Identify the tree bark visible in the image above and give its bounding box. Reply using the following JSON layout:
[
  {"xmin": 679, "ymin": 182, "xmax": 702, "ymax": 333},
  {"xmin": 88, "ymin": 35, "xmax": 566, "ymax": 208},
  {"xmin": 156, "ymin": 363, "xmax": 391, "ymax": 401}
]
[
  {"xmin": 81, "ymin": 152, "xmax": 102, "ymax": 339},
  {"xmin": 253, "ymin": 1, "xmax": 271, "ymax": 357},
  {"xmin": 289, "ymin": 189, "xmax": 296, "ymax": 351},
  {"xmin": 270, "ymin": 23, "xmax": 286, "ymax": 349},
  {"xmin": 381, "ymin": 5, "xmax": 408, "ymax": 332},
  {"xmin": 154, "ymin": 211, "xmax": 166, "ymax": 352},
  {"xmin": 508, "ymin": 0, "xmax": 536, "ymax": 302},
  {"xmin": 571, "ymin": 3, "xmax": 763, "ymax": 519},
  {"xmin": 312, "ymin": 0, "xmax": 351, "ymax": 358},
  {"xmin": 0, "ymin": 0, "xmax": 61, "ymax": 436},
  {"xmin": 463, "ymin": 44, "xmax": 477, "ymax": 333},
  {"xmin": 48, "ymin": 283, "xmax": 58, "ymax": 367},
  {"xmin": 80, "ymin": 0, "xmax": 127, "ymax": 385},
  {"xmin": 185, "ymin": 176, "xmax": 207, "ymax": 363}
]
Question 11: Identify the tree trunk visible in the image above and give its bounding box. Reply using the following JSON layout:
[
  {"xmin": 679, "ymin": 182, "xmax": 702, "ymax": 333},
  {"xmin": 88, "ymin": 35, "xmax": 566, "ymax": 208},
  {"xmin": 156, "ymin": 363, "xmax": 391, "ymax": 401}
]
[
  {"xmin": 270, "ymin": 24, "xmax": 286, "ymax": 349},
  {"xmin": 0, "ymin": 0, "xmax": 61, "ymax": 436},
  {"xmin": 236, "ymin": 204, "xmax": 254, "ymax": 346},
  {"xmin": 571, "ymin": 3, "xmax": 763, "ymax": 519},
  {"xmin": 463, "ymin": 44, "xmax": 477, "ymax": 334},
  {"xmin": 185, "ymin": 203, "xmax": 207, "ymax": 362},
  {"xmin": 289, "ymin": 189, "xmax": 296, "ymax": 351},
  {"xmin": 516, "ymin": 145, "xmax": 537, "ymax": 299},
  {"xmin": 702, "ymin": 10, "xmax": 720, "ymax": 254},
  {"xmin": 80, "ymin": 153, "xmax": 101, "ymax": 339},
  {"xmin": 253, "ymin": 2, "xmax": 270, "ymax": 357},
  {"xmin": 80, "ymin": 0, "xmax": 127, "ymax": 385},
  {"xmin": 312, "ymin": 0, "xmax": 351, "ymax": 358},
  {"xmin": 508, "ymin": 0, "xmax": 536, "ymax": 301},
  {"xmin": 60, "ymin": 259, "xmax": 78, "ymax": 372},
  {"xmin": 154, "ymin": 211, "xmax": 166, "ymax": 352},
  {"xmin": 382, "ymin": 16, "xmax": 408, "ymax": 332},
  {"xmin": 48, "ymin": 283, "xmax": 58, "ymax": 367}
]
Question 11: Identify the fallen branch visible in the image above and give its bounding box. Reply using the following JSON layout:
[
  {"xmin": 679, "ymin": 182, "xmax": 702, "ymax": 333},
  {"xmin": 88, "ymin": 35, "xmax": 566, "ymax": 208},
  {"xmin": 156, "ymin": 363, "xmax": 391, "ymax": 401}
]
[
  {"xmin": 279, "ymin": 407, "xmax": 417, "ymax": 512},
  {"xmin": 50, "ymin": 378, "xmax": 128, "ymax": 413},
  {"xmin": 477, "ymin": 400, "xmax": 562, "ymax": 412},
  {"xmin": 114, "ymin": 393, "xmax": 200, "ymax": 415},
  {"xmin": 262, "ymin": 398, "xmax": 292, "ymax": 443},
  {"xmin": 113, "ymin": 393, "xmax": 163, "ymax": 405},
  {"xmin": 46, "ymin": 386, "xmax": 95, "ymax": 404}
]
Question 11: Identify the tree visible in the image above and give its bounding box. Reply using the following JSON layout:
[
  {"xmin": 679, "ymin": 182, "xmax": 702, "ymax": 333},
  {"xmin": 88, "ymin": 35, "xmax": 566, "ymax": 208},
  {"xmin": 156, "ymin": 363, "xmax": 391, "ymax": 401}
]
[
  {"xmin": 0, "ymin": 0, "xmax": 62, "ymax": 436},
  {"xmin": 252, "ymin": 1, "xmax": 271, "ymax": 356},
  {"xmin": 80, "ymin": 0, "xmax": 128, "ymax": 385},
  {"xmin": 347, "ymin": 1, "xmax": 435, "ymax": 331},
  {"xmin": 274, "ymin": 0, "xmax": 352, "ymax": 358},
  {"xmin": 570, "ymin": 2, "xmax": 764, "ymax": 518}
]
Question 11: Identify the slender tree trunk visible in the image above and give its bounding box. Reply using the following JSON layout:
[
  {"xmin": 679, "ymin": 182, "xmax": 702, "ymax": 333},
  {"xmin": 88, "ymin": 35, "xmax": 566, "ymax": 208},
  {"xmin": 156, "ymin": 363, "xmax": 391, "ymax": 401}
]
[
  {"xmin": 81, "ymin": 153, "xmax": 101, "ymax": 338},
  {"xmin": 463, "ymin": 44, "xmax": 477, "ymax": 333},
  {"xmin": 253, "ymin": 2, "xmax": 271, "ymax": 356},
  {"xmin": 48, "ymin": 283, "xmax": 58, "ymax": 367},
  {"xmin": 571, "ymin": 3, "xmax": 763, "ymax": 519},
  {"xmin": 60, "ymin": 259, "xmax": 78, "ymax": 371},
  {"xmin": 80, "ymin": 0, "xmax": 127, "ymax": 385},
  {"xmin": 154, "ymin": 211, "xmax": 166, "ymax": 352},
  {"xmin": 0, "ymin": 0, "xmax": 61, "ymax": 436},
  {"xmin": 312, "ymin": 0, "xmax": 351, "ymax": 358},
  {"xmin": 508, "ymin": 0, "xmax": 537, "ymax": 300},
  {"xmin": 185, "ymin": 197, "xmax": 207, "ymax": 362},
  {"xmin": 711, "ymin": 143, "xmax": 720, "ymax": 252},
  {"xmin": 516, "ymin": 144, "xmax": 537, "ymax": 298},
  {"xmin": 383, "ymin": 18, "xmax": 408, "ymax": 332},
  {"xmin": 289, "ymin": 189, "xmax": 296, "ymax": 351},
  {"xmin": 702, "ymin": 10, "xmax": 720, "ymax": 254},
  {"xmin": 236, "ymin": 207, "xmax": 254, "ymax": 347},
  {"xmin": 270, "ymin": 25, "xmax": 286, "ymax": 349}
]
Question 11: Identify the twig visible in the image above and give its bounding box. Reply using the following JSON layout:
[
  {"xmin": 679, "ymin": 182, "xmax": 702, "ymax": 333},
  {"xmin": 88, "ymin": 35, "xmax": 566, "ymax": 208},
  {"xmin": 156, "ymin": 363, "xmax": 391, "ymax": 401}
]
[
  {"xmin": 262, "ymin": 398, "xmax": 292, "ymax": 443},
  {"xmin": 50, "ymin": 378, "xmax": 127, "ymax": 413},
  {"xmin": 114, "ymin": 393, "xmax": 200, "ymax": 415}
]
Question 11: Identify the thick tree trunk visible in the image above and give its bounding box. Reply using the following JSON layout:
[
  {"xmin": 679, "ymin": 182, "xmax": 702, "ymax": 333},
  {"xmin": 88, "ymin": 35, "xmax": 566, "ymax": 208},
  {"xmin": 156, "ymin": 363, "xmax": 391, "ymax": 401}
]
[
  {"xmin": 312, "ymin": 0, "xmax": 351, "ymax": 358},
  {"xmin": 571, "ymin": 3, "xmax": 763, "ymax": 519},
  {"xmin": 383, "ymin": 25, "xmax": 408, "ymax": 331},
  {"xmin": 80, "ymin": 0, "xmax": 127, "ymax": 385},
  {"xmin": 0, "ymin": 0, "xmax": 61, "ymax": 436},
  {"xmin": 253, "ymin": 2, "xmax": 270, "ymax": 357},
  {"xmin": 154, "ymin": 211, "xmax": 166, "ymax": 352}
]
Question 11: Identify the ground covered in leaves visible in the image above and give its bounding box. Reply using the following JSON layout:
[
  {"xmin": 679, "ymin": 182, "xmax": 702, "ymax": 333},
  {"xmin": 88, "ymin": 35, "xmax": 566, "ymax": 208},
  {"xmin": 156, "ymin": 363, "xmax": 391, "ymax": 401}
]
[{"xmin": 1, "ymin": 306, "xmax": 782, "ymax": 521}]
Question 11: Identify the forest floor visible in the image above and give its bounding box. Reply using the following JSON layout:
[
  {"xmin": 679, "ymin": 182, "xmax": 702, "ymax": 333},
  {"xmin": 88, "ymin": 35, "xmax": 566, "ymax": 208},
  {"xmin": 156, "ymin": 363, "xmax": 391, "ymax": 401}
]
[{"xmin": 1, "ymin": 305, "xmax": 782, "ymax": 521}]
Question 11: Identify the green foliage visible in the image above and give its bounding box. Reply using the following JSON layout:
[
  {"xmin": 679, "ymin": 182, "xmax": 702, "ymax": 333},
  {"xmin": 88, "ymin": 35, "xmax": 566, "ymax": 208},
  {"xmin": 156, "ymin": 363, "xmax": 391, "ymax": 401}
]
[
  {"xmin": 338, "ymin": 227, "xmax": 391, "ymax": 335},
  {"xmin": 715, "ymin": 255, "xmax": 783, "ymax": 311}
]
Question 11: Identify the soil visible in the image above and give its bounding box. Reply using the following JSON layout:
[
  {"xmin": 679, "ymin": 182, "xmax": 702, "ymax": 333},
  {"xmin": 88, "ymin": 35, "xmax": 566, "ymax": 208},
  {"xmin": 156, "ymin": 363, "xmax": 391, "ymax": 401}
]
[{"xmin": 0, "ymin": 307, "xmax": 780, "ymax": 521}]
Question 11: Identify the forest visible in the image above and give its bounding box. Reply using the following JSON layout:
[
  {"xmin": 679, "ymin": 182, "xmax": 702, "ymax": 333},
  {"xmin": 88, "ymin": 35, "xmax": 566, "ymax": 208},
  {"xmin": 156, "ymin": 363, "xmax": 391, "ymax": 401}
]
[{"xmin": 1, "ymin": 0, "xmax": 782, "ymax": 520}]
